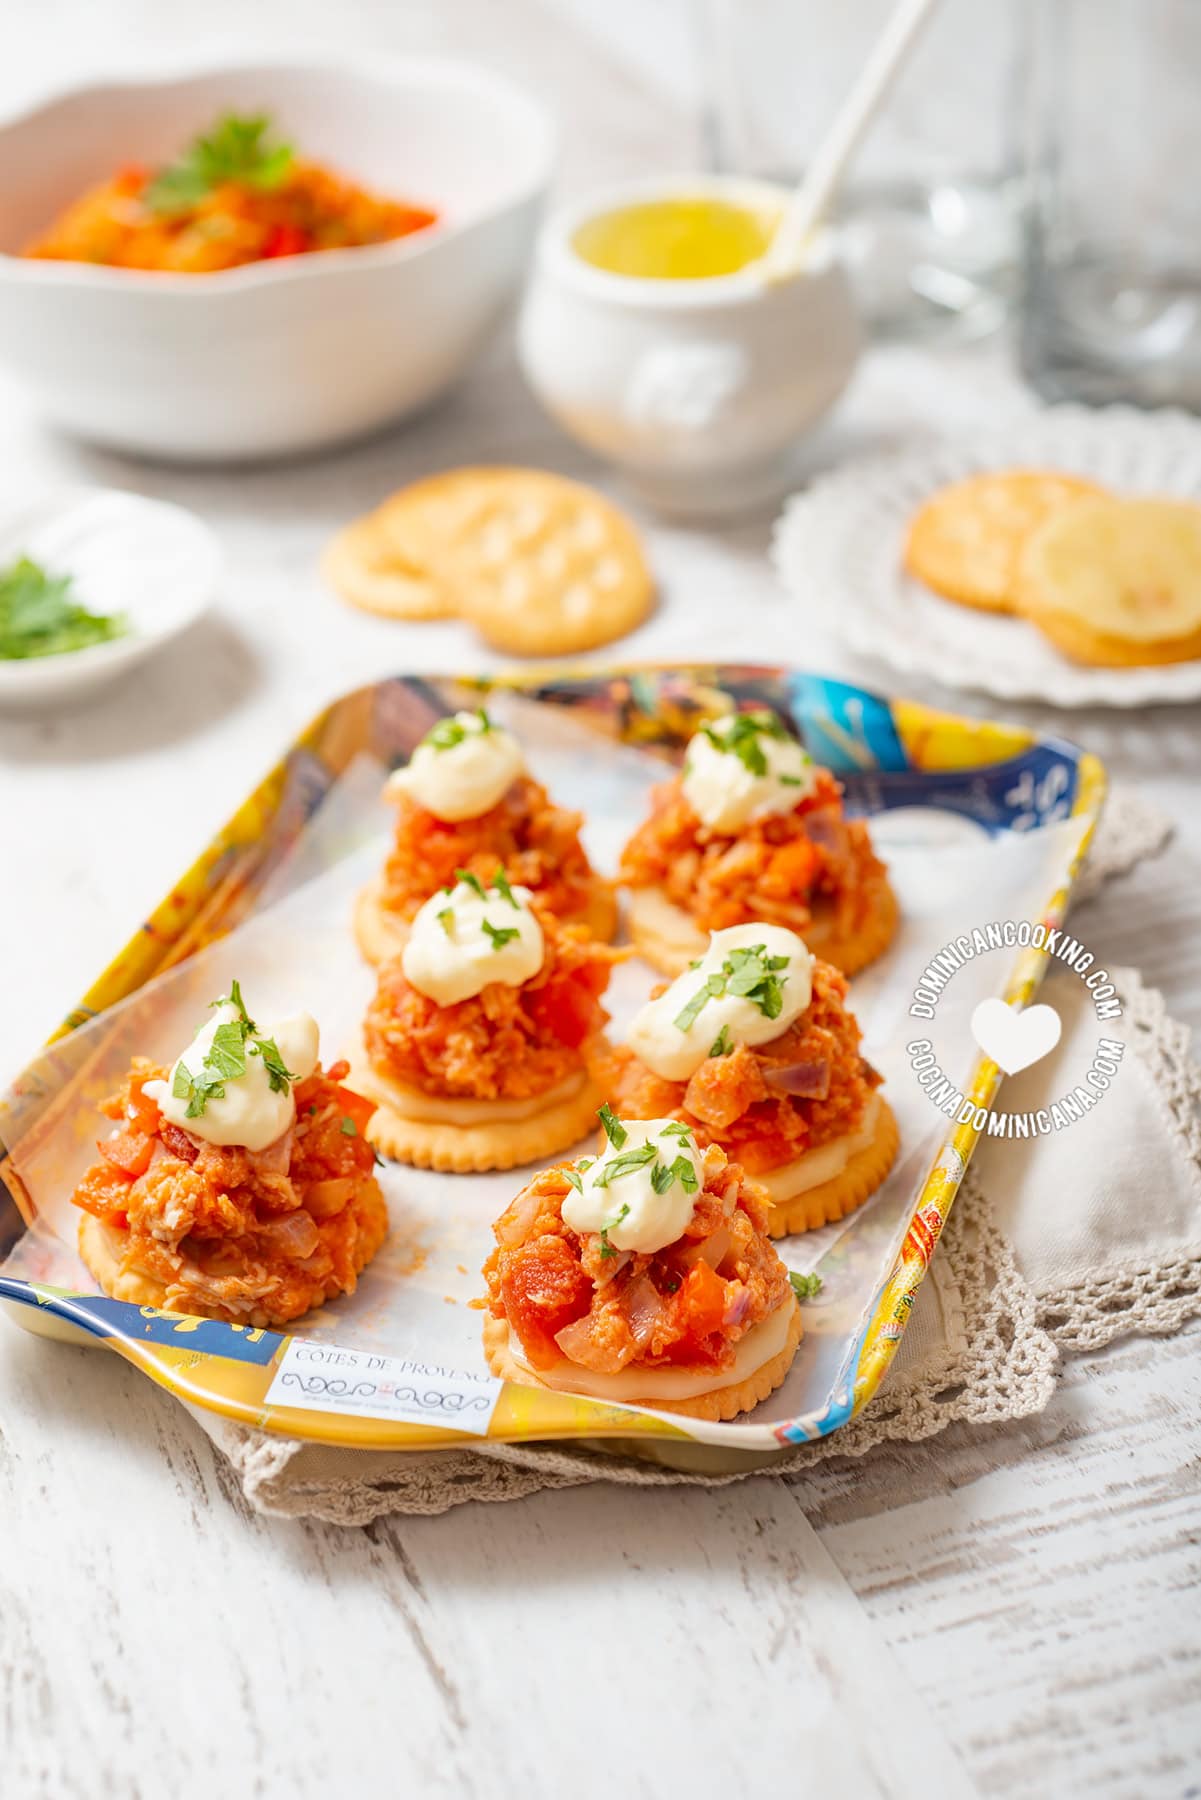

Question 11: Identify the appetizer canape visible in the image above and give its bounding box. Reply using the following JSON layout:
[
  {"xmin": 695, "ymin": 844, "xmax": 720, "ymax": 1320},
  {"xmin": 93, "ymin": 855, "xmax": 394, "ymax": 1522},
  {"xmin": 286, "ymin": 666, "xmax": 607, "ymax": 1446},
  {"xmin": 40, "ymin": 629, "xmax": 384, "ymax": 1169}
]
[
  {"xmin": 70, "ymin": 982, "xmax": 386, "ymax": 1325},
  {"xmin": 351, "ymin": 870, "xmax": 619, "ymax": 1172},
  {"xmin": 482, "ymin": 1109, "xmax": 801, "ymax": 1420},
  {"xmin": 23, "ymin": 111, "xmax": 436, "ymax": 274},
  {"xmin": 355, "ymin": 707, "xmax": 616, "ymax": 965},
  {"xmin": 593, "ymin": 924, "xmax": 897, "ymax": 1237},
  {"xmin": 620, "ymin": 707, "xmax": 897, "ymax": 977}
]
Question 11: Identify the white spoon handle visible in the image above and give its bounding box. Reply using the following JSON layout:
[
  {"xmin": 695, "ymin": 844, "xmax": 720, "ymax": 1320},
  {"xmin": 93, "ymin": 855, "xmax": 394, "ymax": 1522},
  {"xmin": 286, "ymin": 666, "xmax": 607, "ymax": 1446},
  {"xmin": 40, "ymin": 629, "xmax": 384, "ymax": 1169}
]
[{"xmin": 764, "ymin": 0, "xmax": 944, "ymax": 277}]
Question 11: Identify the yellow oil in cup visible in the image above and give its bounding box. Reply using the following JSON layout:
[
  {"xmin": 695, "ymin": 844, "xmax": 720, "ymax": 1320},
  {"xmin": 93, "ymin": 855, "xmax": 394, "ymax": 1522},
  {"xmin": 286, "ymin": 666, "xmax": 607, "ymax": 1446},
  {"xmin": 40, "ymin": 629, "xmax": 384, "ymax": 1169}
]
[{"xmin": 572, "ymin": 197, "xmax": 778, "ymax": 280}]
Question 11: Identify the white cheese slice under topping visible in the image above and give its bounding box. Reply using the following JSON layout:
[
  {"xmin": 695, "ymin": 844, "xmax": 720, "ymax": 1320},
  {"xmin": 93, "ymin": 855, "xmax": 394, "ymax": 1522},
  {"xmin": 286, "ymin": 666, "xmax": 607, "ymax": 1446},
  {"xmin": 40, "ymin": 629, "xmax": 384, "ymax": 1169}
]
[
  {"xmin": 402, "ymin": 877, "xmax": 544, "ymax": 1006},
  {"xmin": 627, "ymin": 923, "xmax": 814, "ymax": 1082},
  {"xmin": 560, "ymin": 1117, "xmax": 703, "ymax": 1255},
  {"xmin": 682, "ymin": 710, "xmax": 818, "ymax": 832},
  {"xmin": 384, "ymin": 710, "xmax": 525, "ymax": 822}
]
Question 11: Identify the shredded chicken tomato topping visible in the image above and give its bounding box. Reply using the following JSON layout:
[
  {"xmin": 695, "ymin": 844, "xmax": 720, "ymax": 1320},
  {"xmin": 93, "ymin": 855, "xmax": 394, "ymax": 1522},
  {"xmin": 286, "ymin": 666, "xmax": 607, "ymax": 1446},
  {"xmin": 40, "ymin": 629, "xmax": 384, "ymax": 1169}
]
[
  {"xmin": 594, "ymin": 959, "xmax": 881, "ymax": 1175},
  {"xmin": 484, "ymin": 1144, "xmax": 790, "ymax": 1375},
  {"xmin": 71, "ymin": 1059, "xmax": 384, "ymax": 1324},
  {"xmin": 381, "ymin": 775, "xmax": 606, "ymax": 928},
  {"xmin": 365, "ymin": 911, "xmax": 619, "ymax": 1101},
  {"xmin": 620, "ymin": 767, "xmax": 888, "ymax": 935}
]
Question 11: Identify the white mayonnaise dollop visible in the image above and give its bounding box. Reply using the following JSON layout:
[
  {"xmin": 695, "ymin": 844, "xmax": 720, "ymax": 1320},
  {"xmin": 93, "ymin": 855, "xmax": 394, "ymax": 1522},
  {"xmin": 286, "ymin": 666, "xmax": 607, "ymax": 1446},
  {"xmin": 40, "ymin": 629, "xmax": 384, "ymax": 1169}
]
[
  {"xmin": 627, "ymin": 923, "xmax": 814, "ymax": 1082},
  {"xmin": 402, "ymin": 877, "xmax": 544, "ymax": 1006},
  {"xmin": 384, "ymin": 711, "xmax": 524, "ymax": 822},
  {"xmin": 561, "ymin": 1118, "xmax": 703, "ymax": 1254},
  {"xmin": 681, "ymin": 711, "xmax": 817, "ymax": 833},
  {"xmin": 144, "ymin": 1000, "xmax": 319, "ymax": 1152}
]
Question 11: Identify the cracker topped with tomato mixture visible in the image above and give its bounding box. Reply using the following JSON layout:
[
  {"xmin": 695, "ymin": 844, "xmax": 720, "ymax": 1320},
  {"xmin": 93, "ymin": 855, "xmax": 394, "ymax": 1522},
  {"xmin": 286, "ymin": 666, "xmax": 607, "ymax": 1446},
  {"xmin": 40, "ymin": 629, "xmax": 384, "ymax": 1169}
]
[
  {"xmin": 592, "ymin": 923, "xmax": 898, "ymax": 1237},
  {"xmin": 620, "ymin": 707, "xmax": 897, "ymax": 979},
  {"xmin": 350, "ymin": 872, "xmax": 622, "ymax": 1173},
  {"xmin": 482, "ymin": 1110, "xmax": 802, "ymax": 1422},
  {"xmin": 355, "ymin": 708, "xmax": 616, "ymax": 967},
  {"xmin": 71, "ymin": 981, "xmax": 386, "ymax": 1326}
]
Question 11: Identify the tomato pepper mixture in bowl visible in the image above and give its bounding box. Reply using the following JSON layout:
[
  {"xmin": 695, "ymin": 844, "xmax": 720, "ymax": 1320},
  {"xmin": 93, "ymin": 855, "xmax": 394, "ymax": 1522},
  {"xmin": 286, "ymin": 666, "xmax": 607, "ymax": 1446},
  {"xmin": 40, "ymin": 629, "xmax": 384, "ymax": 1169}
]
[
  {"xmin": 482, "ymin": 1116, "xmax": 801, "ymax": 1422},
  {"xmin": 620, "ymin": 708, "xmax": 897, "ymax": 979},
  {"xmin": 23, "ymin": 112, "xmax": 437, "ymax": 274}
]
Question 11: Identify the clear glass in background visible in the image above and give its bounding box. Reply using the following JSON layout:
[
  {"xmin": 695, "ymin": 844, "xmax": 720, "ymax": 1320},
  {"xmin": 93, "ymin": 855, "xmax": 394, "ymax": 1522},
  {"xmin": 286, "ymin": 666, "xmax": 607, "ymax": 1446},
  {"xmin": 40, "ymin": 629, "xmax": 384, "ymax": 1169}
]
[
  {"xmin": 1021, "ymin": 0, "xmax": 1201, "ymax": 409},
  {"xmin": 694, "ymin": 0, "xmax": 1031, "ymax": 340}
]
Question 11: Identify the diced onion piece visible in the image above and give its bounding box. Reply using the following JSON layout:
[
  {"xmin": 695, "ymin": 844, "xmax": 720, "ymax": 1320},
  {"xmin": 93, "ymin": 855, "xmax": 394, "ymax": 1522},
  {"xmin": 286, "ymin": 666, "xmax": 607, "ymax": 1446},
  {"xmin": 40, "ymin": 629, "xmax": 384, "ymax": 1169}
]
[
  {"xmin": 305, "ymin": 1177, "xmax": 357, "ymax": 1219},
  {"xmin": 765, "ymin": 1058, "xmax": 831, "ymax": 1099},
  {"xmin": 256, "ymin": 1211, "xmax": 320, "ymax": 1260}
]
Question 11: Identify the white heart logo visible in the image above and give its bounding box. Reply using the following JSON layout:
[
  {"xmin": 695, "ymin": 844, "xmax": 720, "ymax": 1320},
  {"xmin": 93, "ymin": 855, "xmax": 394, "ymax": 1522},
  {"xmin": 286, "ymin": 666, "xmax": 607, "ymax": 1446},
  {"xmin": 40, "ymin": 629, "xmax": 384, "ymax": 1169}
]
[{"xmin": 970, "ymin": 998, "xmax": 1062, "ymax": 1076}]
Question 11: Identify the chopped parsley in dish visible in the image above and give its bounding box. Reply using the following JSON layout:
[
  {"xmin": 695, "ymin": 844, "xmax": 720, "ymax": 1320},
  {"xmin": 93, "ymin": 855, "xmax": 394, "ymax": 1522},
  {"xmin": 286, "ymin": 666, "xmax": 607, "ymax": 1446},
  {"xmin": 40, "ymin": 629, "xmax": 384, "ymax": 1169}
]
[{"xmin": 0, "ymin": 556, "xmax": 127, "ymax": 662}]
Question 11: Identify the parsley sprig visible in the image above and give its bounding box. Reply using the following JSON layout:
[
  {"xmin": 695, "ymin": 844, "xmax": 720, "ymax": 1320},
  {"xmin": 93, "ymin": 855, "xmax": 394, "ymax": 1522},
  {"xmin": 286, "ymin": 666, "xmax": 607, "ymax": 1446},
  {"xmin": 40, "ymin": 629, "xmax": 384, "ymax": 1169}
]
[
  {"xmin": 598, "ymin": 1203, "xmax": 631, "ymax": 1259},
  {"xmin": 481, "ymin": 919, "xmax": 520, "ymax": 952},
  {"xmin": 173, "ymin": 981, "xmax": 296, "ymax": 1118},
  {"xmin": 789, "ymin": 1270, "xmax": 824, "ymax": 1302},
  {"xmin": 422, "ymin": 708, "xmax": 493, "ymax": 753},
  {"xmin": 145, "ymin": 112, "xmax": 294, "ymax": 217},
  {"xmin": 0, "ymin": 557, "xmax": 127, "ymax": 662},
  {"xmin": 674, "ymin": 944, "xmax": 791, "ymax": 1033},
  {"xmin": 700, "ymin": 708, "xmax": 789, "ymax": 778}
]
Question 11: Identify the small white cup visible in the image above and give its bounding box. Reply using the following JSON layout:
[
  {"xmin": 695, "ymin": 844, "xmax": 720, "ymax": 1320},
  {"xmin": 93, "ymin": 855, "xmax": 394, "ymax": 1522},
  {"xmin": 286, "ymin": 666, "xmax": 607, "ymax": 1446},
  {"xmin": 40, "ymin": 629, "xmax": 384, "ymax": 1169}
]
[{"xmin": 519, "ymin": 175, "xmax": 861, "ymax": 517}]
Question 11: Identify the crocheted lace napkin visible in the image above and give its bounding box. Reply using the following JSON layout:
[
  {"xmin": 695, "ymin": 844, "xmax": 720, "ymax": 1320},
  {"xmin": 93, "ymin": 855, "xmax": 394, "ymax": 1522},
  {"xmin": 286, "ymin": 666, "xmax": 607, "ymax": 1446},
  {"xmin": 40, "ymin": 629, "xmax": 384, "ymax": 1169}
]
[{"xmin": 186, "ymin": 788, "xmax": 1196, "ymax": 1522}]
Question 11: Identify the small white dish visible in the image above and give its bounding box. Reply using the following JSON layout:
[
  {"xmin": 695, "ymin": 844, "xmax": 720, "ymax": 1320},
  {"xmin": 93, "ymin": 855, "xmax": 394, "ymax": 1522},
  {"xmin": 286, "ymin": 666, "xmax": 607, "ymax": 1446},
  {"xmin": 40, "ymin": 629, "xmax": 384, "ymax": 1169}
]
[
  {"xmin": 0, "ymin": 488, "xmax": 220, "ymax": 711},
  {"xmin": 0, "ymin": 58, "xmax": 554, "ymax": 461},
  {"xmin": 518, "ymin": 175, "xmax": 861, "ymax": 517},
  {"xmin": 773, "ymin": 404, "xmax": 1201, "ymax": 709}
]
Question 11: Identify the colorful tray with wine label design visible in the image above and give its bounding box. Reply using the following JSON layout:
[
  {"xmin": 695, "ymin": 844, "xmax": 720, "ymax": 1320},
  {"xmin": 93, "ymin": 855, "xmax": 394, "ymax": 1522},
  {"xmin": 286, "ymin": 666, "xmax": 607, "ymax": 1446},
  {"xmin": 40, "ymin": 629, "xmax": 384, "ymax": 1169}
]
[{"xmin": 0, "ymin": 666, "xmax": 1104, "ymax": 1466}]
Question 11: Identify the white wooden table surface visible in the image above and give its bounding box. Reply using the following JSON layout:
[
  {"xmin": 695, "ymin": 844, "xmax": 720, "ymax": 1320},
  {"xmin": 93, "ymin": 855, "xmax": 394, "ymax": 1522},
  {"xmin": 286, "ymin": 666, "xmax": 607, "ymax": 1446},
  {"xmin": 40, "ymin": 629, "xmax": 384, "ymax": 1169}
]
[{"xmin": 2, "ymin": 6, "xmax": 1200, "ymax": 1797}]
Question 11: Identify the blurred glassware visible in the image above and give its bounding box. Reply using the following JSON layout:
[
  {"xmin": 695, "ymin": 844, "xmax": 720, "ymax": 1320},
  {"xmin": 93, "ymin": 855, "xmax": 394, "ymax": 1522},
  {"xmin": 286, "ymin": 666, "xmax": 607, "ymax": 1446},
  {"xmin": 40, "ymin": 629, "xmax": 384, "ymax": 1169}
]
[
  {"xmin": 694, "ymin": 0, "xmax": 1029, "ymax": 340},
  {"xmin": 1020, "ymin": 0, "xmax": 1201, "ymax": 408}
]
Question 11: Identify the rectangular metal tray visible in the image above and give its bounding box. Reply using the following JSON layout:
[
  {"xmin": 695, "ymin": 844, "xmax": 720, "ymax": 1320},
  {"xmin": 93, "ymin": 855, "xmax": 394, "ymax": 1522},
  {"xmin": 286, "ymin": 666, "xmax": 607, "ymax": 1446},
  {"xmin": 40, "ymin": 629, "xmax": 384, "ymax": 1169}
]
[{"xmin": 0, "ymin": 665, "xmax": 1104, "ymax": 1465}]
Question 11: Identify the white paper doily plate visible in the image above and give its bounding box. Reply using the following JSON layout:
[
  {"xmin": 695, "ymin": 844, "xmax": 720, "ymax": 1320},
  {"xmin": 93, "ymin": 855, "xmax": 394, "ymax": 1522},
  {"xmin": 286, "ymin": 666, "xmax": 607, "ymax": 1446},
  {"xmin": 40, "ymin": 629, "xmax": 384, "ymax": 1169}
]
[{"xmin": 772, "ymin": 405, "xmax": 1201, "ymax": 708}]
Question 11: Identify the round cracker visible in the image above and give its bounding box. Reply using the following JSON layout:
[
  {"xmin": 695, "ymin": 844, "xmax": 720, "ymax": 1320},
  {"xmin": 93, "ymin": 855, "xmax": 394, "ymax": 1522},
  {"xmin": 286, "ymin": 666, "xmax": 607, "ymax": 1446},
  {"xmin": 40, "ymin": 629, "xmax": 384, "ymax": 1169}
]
[
  {"xmin": 321, "ymin": 513, "xmax": 455, "ymax": 620},
  {"xmin": 382, "ymin": 466, "xmax": 653, "ymax": 656},
  {"xmin": 904, "ymin": 470, "xmax": 1107, "ymax": 613},
  {"xmin": 482, "ymin": 1299, "xmax": 802, "ymax": 1422},
  {"xmin": 1016, "ymin": 494, "xmax": 1201, "ymax": 667},
  {"xmin": 625, "ymin": 876, "xmax": 898, "ymax": 979},
  {"xmin": 350, "ymin": 1055, "xmax": 604, "ymax": 1172},
  {"xmin": 78, "ymin": 1178, "xmax": 389, "ymax": 1326},
  {"xmin": 762, "ymin": 1098, "xmax": 899, "ymax": 1237}
]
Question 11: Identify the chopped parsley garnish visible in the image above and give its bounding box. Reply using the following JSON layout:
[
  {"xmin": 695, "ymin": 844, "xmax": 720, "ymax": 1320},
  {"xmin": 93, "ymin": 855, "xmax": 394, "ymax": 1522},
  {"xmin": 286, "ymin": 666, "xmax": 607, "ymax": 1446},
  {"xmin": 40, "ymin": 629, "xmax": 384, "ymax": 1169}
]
[
  {"xmin": 599, "ymin": 1203, "xmax": 631, "ymax": 1258},
  {"xmin": 0, "ymin": 556, "xmax": 127, "ymax": 663},
  {"xmin": 789, "ymin": 1270, "xmax": 824, "ymax": 1302},
  {"xmin": 211, "ymin": 978, "xmax": 253, "ymax": 1028},
  {"xmin": 422, "ymin": 708, "xmax": 493, "ymax": 753},
  {"xmin": 172, "ymin": 980, "xmax": 297, "ymax": 1117},
  {"xmin": 700, "ymin": 708, "xmax": 788, "ymax": 778},
  {"xmin": 492, "ymin": 867, "xmax": 519, "ymax": 909},
  {"xmin": 453, "ymin": 868, "xmax": 487, "ymax": 900},
  {"xmin": 598, "ymin": 1104, "xmax": 628, "ymax": 1149},
  {"xmin": 481, "ymin": 918, "xmax": 520, "ymax": 952},
  {"xmin": 660, "ymin": 1121, "xmax": 694, "ymax": 1143},
  {"xmin": 674, "ymin": 944, "xmax": 791, "ymax": 1033},
  {"xmin": 340, "ymin": 1117, "xmax": 359, "ymax": 1137},
  {"xmin": 251, "ymin": 1035, "xmax": 296, "ymax": 1095},
  {"xmin": 709, "ymin": 1024, "xmax": 733, "ymax": 1058},
  {"xmin": 205, "ymin": 1020, "xmax": 249, "ymax": 1082},
  {"xmin": 591, "ymin": 1141, "xmax": 658, "ymax": 1189},
  {"xmin": 145, "ymin": 112, "xmax": 294, "ymax": 217},
  {"xmin": 562, "ymin": 1156, "xmax": 594, "ymax": 1195},
  {"xmin": 779, "ymin": 774, "xmax": 803, "ymax": 787},
  {"xmin": 437, "ymin": 908, "xmax": 455, "ymax": 939},
  {"xmin": 650, "ymin": 1155, "xmax": 698, "ymax": 1196}
]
